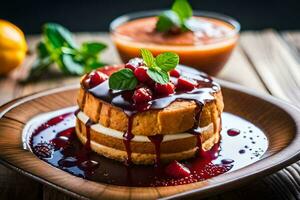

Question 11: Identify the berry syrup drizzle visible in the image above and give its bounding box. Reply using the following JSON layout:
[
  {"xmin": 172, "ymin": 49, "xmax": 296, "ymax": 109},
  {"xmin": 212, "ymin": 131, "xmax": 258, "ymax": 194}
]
[
  {"xmin": 26, "ymin": 65, "xmax": 268, "ymax": 187},
  {"xmin": 148, "ymin": 135, "xmax": 164, "ymax": 167},
  {"xmin": 123, "ymin": 116, "xmax": 134, "ymax": 166},
  {"xmin": 83, "ymin": 66, "xmax": 218, "ymax": 165},
  {"xmin": 27, "ymin": 108, "xmax": 268, "ymax": 186}
]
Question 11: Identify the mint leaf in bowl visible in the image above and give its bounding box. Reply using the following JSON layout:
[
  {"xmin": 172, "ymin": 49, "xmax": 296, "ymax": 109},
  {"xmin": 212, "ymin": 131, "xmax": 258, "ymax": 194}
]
[{"xmin": 156, "ymin": 0, "xmax": 193, "ymax": 33}]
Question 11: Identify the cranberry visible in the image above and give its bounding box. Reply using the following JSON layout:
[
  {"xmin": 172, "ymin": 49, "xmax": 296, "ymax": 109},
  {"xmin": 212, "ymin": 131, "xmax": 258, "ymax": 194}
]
[
  {"xmin": 134, "ymin": 66, "xmax": 151, "ymax": 83},
  {"xmin": 154, "ymin": 82, "xmax": 175, "ymax": 96},
  {"xmin": 129, "ymin": 57, "xmax": 144, "ymax": 66},
  {"xmin": 169, "ymin": 69, "xmax": 180, "ymax": 78},
  {"xmin": 132, "ymin": 87, "xmax": 153, "ymax": 104},
  {"xmin": 165, "ymin": 160, "xmax": 191, "ymax": 178},
  {"xmin": 89, "ymin": 71, "xmax": 108, "ymax": 88},
  {"xmin": 176, "ymin": 77, "xmax": 196, "ymax": 91},
  {"xmin": 125, "ymin": 58, "xmax": 144, "ymax": 71},
  {"xmin": 145, "ymin": 79, "xmax": 156, "ymax": 88},
  {"xmin": 125, "ymin": 63, "xmax": 136, "ymax": 71}
]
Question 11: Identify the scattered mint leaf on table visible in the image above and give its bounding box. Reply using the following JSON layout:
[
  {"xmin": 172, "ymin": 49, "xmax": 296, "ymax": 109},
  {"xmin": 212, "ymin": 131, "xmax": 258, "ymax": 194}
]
[
  {"xmin": 61, "ymin": 54, "xmax": 85, "ymax": 75},
  {"xmin": 26, "ymin": 23, "xmax": 107, "ymax": 81},
  {"xmin": 43, "ymin": 23, "xmax": 78, "ymax": 49},
  {"xmin": 37, "ymin": 41, "xmax": 50, "ymax": 58},
  {"xmin": 81, "ymin": 42, "xmax": 107, "ymax": 55}
]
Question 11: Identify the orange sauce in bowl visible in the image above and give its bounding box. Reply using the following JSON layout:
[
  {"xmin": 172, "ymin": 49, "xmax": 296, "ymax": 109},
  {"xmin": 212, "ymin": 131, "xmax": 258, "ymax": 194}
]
[{"xmin": 111, "ymin": 17, "xmax": 238, "ymax": 75}]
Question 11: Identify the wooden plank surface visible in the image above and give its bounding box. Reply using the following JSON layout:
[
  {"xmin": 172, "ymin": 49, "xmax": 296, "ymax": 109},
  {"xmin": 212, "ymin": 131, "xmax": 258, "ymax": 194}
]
[
  {"xmin": 240, "ymin": 30, "xmax": 300, "ymax": 200},
  {"xmin": 240, "ymin": 30, "xmax": 300, "ymax": 103},
  {"xmin": 0, "ymin": 31, "xmax": 299, "ymax": 200},
  {"xmin": 219, "ymin": 45, "xmax": 267, "ymax": 93}
]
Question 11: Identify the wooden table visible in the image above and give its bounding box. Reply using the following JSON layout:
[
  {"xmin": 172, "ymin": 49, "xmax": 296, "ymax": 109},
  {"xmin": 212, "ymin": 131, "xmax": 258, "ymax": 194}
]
[{"xmin": 0, "ymin": 31, "xmax": 299, "ymax": 200}]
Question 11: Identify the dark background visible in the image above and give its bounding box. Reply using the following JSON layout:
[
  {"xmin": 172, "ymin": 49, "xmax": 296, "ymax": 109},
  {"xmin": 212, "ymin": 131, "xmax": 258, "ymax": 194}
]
[{"xmin": 1, "ymin": 0, "xmax": 299, "ymax": 34}]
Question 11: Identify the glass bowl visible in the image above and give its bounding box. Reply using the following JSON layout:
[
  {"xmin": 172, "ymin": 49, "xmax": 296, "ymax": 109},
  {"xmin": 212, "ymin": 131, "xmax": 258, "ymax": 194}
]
[{"xmin": 110, "ymin": 10, "xmax": 240, "ymax": 75}]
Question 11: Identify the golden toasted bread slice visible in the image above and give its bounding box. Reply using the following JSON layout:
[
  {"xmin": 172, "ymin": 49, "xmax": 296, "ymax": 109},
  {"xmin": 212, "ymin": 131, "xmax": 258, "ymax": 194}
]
[
  {"xmin": 75, "ymin": 115, "xmax": 221, "ymax": 165},
  {"xmin": 77, "ymin": 86, "xmax": 223, "ymax": 136}
]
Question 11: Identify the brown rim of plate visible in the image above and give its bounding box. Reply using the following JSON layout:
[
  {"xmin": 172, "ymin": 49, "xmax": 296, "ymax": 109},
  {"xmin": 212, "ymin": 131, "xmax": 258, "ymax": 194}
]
[{"xmin": 0, "ymin": 80, "xmax": 299, "ymax": 200}]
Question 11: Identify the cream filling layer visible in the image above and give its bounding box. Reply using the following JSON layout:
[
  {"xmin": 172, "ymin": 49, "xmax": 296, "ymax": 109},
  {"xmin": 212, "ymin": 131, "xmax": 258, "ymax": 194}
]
[{"xmin": 77, "ymin": 111, "xmax": 213, "ymax": 143}]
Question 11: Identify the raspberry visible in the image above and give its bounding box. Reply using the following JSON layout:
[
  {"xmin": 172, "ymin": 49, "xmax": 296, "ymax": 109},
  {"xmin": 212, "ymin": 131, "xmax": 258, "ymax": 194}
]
[
  {"xmin": 134, "ymin": 66, "xmax": 151, "ymax": 83},
  {"xmin": 176, "ymin": 77, "xmax": 196, "ymax": 91},
  {"xmin": 125, "ymin": 63, "xmax": 136, "ymax": 71},
  {"xmin": 125, "ymin": 58, "xmax": 144, "ymax": 71},
  {"xmin": 154, "ymin": 82, "xmax": 175, "ymax": 96},
  {"xmin": 89, "ymin": 71, "xmax": 108, "ymax": 88},
  {"xmin": 169, "ymin": 69, "xmax": 180, "ymax": 78},
  {"xmin": 132, "ymin": 87, "xmax": 153, "ymax": 104}
]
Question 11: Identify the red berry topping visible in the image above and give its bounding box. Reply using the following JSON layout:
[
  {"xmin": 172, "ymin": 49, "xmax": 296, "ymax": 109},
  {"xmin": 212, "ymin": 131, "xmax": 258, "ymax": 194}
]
[
  {"xmin": 125, "ymin": 63, "xmax": 136, "ymax": 71},
  {"xmin": 165, "ymin": 160, "xmax": 191, "ymax": 178},
  {"xmin": 132, "ymin": 87, "xmax": 152, "ymax": 104},
  {"xmin": 154, "ymin": 82, "xmax": 175, "ymax": 96},
  {"xmin": 176, "ymin": 77, "xmax": 196, "ymax": 91},
  {"xmin": 121, "ymin": 90, "xmax": 134, "ymax": 101},
  {"xmin": 134, "ymin": 66, "xmax": 151, "ymax": 83},
  {"xmin": 130, "ymin": 57, "xmax": 144, "ymax": 66},
  {"xmin": 169, "ymin": 69, "xmax": 180, "ymax": 78},
  {"xmin": 89, "ymin": 71, "xmax": 108, "ymax": 88},
  {"xmin": 125, "ymin": 58, "xmax": 144, "ymax": 71},
  {"xmin": 145, "ymin": 79, "xmax": 156, "ymax": 88}
]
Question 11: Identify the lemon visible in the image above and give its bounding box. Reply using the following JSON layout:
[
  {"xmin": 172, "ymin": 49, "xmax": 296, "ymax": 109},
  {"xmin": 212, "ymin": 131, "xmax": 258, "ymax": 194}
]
[{"xmin": 0, "ymin": 19, "xmax": 27, "ymax": 75}]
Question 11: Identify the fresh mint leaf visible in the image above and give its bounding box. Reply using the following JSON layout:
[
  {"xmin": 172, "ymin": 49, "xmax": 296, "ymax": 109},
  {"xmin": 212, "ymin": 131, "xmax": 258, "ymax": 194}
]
[
  {"xmin": 24, "ymin": 41, "xmax": 53, "ymax": 82},
  {"xmin": 156, "ymin": 11, "xmax": 180, "ymax": 32},
  {"xmin": 61, "ymin": 54, "xmax": 84, "ymax": 75},
  {"xmin": 155, "ymin": 52, "xmax": 179, "ymax": 71},
  {"xmin": 81, "ymin": 42, "xmax": 107, "ymax": 55},
  {"xmin": 155, "ymin": 0, "xmax": 193, "ymax": 33},
  {"xmin": 43, "ymin": 23, "xmax": 78, "ymax": 49},
  {"xmin": 61, "ymin": 47, "xmax": 77, "ymax": 55},
  {"xmin": 140, "ymin": 49, "xmax": 155, "ymax": 67},
  {"xmin": 29, "ymin": 23, "xmax": 108, "ymax": 81},
  {"xmin": 37, "ymin": 41, "xmax": 50, "ymax": 58},
  {"xmin": 109, "ymin": 69, "xmax": 138, "ymax": 90},
  {"xmin": 172, "ymin": 0, "xmax": 193, "ymax": 22},
  {"xmin": 25, "ymin": 56, "xmax": 52, "ymax": 81},
  {"xmin": 147, "ymin": 67, "xmax": 169, "ymax": 84}
]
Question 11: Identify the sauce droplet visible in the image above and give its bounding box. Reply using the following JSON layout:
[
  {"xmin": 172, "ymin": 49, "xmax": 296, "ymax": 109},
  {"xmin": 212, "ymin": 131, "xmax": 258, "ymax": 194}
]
[
  {"xmin": 221, "ymin": 159, "xmax": 235, "ymax": 164},
  {"xmin": 227, "ymin": 128, "xmax": 240, "ymax": 136},
  {"xmin": 239, "ymin": 149, "xmax": 246, "ymax": 154}
]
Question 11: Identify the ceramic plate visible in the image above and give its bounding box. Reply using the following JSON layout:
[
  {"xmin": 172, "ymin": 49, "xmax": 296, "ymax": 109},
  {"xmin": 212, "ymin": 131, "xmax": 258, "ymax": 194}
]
[{"xmin": 0, "ymin": 80, "xmax": 299, "ymax": 200}]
